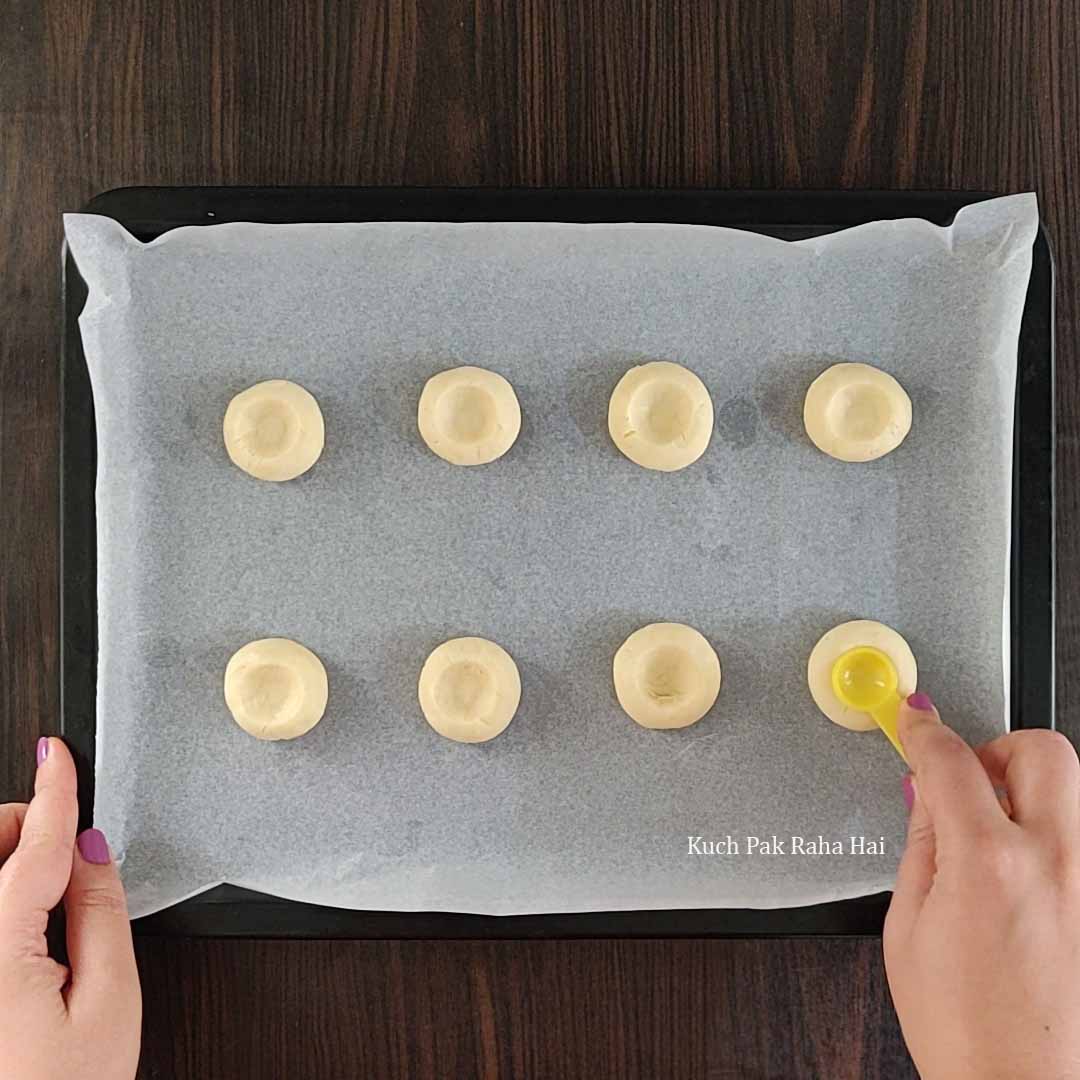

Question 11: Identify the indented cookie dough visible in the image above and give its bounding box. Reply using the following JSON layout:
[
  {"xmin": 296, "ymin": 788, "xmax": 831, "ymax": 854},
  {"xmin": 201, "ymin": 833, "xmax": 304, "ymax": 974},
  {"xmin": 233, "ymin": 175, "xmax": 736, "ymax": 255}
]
[
  {"xmin": 418, "ymin": 366, "xmax": 521, "ymax": 465},
  {"xmin": 608, "ymin": 361, "xmax": 714, "ymax": 472},
  {"xmin": 807, "ymin": 619, "xmax": 918, "ymax": 732},
  {"xmin": 223, "ymin": 380, "xmax": 325, "ymax": 481},
  {"xmin": 224, "ymin": 638, "xmax": 329, "ymax": 741},
  {"xmin": 803, "ymin": 362, "xmax": 912, "ymax": 462},
  {"xmin": 418, "ymin": 636, "xmax": 521, "ymax": 743},
  {"xmin": 613, "ymin": 622, "xmax": 722, "ymax": 729}
]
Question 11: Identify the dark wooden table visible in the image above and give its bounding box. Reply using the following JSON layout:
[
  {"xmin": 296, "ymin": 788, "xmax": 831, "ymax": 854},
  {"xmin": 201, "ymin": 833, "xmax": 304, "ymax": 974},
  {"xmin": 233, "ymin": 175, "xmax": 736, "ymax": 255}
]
[{"xmin": 2, "ymin": 3, "xmax": 1077, "ymax": 1077}]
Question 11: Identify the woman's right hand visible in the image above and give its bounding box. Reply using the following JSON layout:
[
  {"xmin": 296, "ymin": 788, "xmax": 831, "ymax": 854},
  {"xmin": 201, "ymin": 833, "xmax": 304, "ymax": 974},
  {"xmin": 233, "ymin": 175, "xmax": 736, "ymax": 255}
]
[{"xmin": 885, "ymin": 695, "xmax": 1080, "ymax": 1080}]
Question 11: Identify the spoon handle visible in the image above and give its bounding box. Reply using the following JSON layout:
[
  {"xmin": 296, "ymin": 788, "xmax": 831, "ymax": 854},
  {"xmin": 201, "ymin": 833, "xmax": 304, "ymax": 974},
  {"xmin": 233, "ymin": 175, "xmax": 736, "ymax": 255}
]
[{"xmin": 872, "ymin": 693, "xmax": 909, "ymax": 764}]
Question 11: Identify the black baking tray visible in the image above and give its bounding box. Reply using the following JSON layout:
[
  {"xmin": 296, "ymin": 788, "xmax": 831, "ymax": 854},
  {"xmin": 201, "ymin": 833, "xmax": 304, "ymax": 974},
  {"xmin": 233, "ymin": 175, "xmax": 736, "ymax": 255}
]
[{"xmin": 61, "ymin": 187, "xmax": 1055, "ymax": 938}]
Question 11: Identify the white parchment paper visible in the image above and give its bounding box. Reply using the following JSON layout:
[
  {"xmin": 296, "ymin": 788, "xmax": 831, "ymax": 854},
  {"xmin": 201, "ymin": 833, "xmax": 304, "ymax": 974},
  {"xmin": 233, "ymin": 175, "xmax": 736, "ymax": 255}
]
[{"xmin": 64, "ymin": 195, "xmax": 1038, "ymax": 918}]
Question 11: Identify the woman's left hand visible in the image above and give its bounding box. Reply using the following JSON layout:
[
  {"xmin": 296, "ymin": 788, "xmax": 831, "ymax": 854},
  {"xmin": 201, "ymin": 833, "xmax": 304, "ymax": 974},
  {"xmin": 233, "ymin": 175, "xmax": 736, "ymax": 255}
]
[{"xmin": 0, "ymin": 737, "xmax": 141, "ymax": 1080}]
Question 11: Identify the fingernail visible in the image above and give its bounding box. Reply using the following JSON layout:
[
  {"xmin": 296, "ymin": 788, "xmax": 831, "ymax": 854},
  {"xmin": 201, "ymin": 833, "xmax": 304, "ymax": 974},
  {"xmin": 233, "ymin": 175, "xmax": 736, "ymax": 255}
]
[
  {"xmin": 902, "ymin": 774, "xmax": 916, "ymax": 812},
  {"xmin": 907, "ymin": 692, "xmax": 935, "ymax": 712},
  {"xmin": 77, "ymin": 828, "xmax": 111, "ymax": 865},
  {"xmin": 36, "ymin": 737, "xmax": 49, "ymax": 767}
]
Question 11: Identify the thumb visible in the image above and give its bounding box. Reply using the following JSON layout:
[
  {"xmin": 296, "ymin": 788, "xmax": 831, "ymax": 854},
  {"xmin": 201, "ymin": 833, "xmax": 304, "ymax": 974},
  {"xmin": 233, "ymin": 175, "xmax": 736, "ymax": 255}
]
[
  {"xmin": 0, "ymin": 737, "xmax": 78, "ymax": 951},
  {"xmin": 63, "ymin": 829, "xmax": 140, "ymax": 1018},
  {"xmin": 886, "ymin": 773, "xmax": 936, "ymax": 946},
  {"xmin": 895, "ymin": 692, "xmax": 1005, "ymax": 849}
]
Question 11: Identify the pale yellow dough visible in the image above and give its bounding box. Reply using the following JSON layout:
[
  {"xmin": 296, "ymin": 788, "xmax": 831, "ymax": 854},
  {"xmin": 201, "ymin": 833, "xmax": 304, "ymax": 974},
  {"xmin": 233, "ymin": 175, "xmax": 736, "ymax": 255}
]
[
  {"xmin": 803, "ymin": 363, "xmax": 912, "ymax": 462},
  {"xmin": 224, "ymin": 638, "xmax": 329, "ymax": 741},
  {"xmin": 613, "ymin": 622, "xmax": 722, "ymax": 729},
  {"xmin": 608, "ymin": 361, "xmax": 714, "ymax": 472},
  {"xmin": 418, "ymin": 636, "xmax": 521, "ymax": 743},
  {"xmin": 807, "ymin": 619, "xmax": 918, "ymax": 732},
  {"xmin": 417, "ymin": 366, "xmax": 521, "ymax": 465},
  {"xmin": 223, "ymin": 380, "xmax": 325, "ymax": 481}
]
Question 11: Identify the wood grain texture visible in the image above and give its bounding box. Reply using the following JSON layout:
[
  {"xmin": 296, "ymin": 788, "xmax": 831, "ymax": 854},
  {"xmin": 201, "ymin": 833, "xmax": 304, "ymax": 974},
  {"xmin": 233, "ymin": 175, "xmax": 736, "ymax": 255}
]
[
  {"xmin": 133, "ymin": 937, "xmax": 904, "ymax": 1080},
  {"xmin": 2, "ymin": 2, "xmax": 1077, "ymax": 1077}
]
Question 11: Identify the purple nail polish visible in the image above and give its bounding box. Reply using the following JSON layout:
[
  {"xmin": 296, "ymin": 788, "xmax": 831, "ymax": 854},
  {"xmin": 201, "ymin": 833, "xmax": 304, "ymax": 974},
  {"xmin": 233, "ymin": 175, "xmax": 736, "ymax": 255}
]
[
  {"xmin": 907, "ymin": 692, "xmax": 935, "ymax": 712},
  {"xmin": 36, "ymin": 737, "xmax": 49, "ymax": 767},
  {"xmin": 902, "ymin": 774, "xmax": 915, "ymax": 812},
  {"xmin": 77, "ymin": 828, "xmax": 111, "ymax": 865}
]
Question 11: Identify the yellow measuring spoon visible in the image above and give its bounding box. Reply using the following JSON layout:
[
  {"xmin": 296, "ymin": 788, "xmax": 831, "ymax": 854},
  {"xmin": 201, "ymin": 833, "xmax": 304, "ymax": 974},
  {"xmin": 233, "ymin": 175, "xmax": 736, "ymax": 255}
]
[{"xmin": 830, "ymin": 646, "xmax": 908, "ymax": 763}]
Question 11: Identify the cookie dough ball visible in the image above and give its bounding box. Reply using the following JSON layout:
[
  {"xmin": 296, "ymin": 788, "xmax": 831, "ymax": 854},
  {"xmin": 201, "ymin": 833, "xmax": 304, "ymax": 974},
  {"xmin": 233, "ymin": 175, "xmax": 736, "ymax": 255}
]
[
  {"xmin": 418, "ymin": 366, "xmax": 521, "ymax": 465},
  {"xmin": 608, "ymin": 361, "xmax": 714, "ymax": 472},
  {"xmin": 803, "ymin": 362, "xmax": 912, "ymax": 462},
  {"xmin": 223, "ymin": 380, "xmax": 325, "ymax": 481},
  {"xmin": 418, "ymin": 636, "xmax": 521, "ymax": 743},
  {"xmin": 224, "ymin": 638, "xmax": 329, "ymax": 741},
  {"xmin": 613, "ymin": 622, "xmax": 722, "ymax": 729},
  {"xmin": 807, "ymin": 619, "xmax": 918, "ymax": 731}
]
